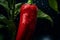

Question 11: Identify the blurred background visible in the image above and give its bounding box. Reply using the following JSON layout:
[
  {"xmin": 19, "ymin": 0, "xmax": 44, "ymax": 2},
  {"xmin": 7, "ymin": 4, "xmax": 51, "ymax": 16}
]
[{"xmin": 0, "ymin": 0, "xmax": 60, "ymax": 40}]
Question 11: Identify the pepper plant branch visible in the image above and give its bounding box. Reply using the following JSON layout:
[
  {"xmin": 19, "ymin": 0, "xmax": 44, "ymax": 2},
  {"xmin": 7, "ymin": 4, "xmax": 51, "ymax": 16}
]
[
  {"xmin": 7, "ymin": 0, "xmax": 12, "ymax": 20},
  {"xmin": 11, "ymin": 0, "xmax": 16, "ymax": 40},
  {"xmin": 7, "ymin": 0, "xmax": 15, "ymax": 20},
  {"xmin": 7, "ymin": 0, "xmax": 16, "ymax": 40},
  {"xmin": 12, "ymin": 0, "xmax": 15, "ymax": 20}
]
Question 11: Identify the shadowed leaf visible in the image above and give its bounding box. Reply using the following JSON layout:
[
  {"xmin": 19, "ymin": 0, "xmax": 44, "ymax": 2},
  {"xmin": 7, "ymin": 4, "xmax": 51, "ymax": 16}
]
[
  {"xmin": 14, "ymin": 3, "xmax": 22, "ymax": 19},
  {"xmin": 0, "ymin": 14, "xmax": 9, "ymax": 24},
  {"xmin": 0, "ymin": 0, "xmax": 9, "ymax": 13},
  {"xmin": 0, "ymin": 14, "xmax": 16, "ymax": 31},
  {"xmin": 48, "ymin": 0, "xmax": 58, "ymax": 11},
  {"xmin": 37, "ymin": 9, "xmax": 53, "ymax": 26},
  {"xmin": 15, "ymin": 3, "xmax": 22, "ymax": 14}
]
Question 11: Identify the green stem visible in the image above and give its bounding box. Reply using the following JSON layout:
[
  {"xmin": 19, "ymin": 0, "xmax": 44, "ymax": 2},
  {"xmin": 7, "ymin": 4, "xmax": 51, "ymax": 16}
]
[
  {"xmin": 11, "ymin": 31, "xmax": 16, "ymax": 40},
  {"xmin": 27, "ymin": 0, "xmax": 33, "ymax": 4},
  {"xmin": 7, "ymin": 0, "xmax": 11, "ymax": 20},
  {"xmin": 8, "ymin": 20, "xmax": 16, "ymax": 40},
  {"xmin": 12, "ymin": 0, "xmax": 15, "ymax": 20},
  {"xmin": 11, "ymin": 23, "xmax": 16, "ymax": 40},
  {"xmin": 8, "ymin": 0, "xmax": 16, "ymax": 40},
  {"xmin": 8, "ymin": 0, "xmax": 15, "ymax": 20},
  {"xmin": 9, "ymin": 10, "xmax": 13, "ymax": 21}
]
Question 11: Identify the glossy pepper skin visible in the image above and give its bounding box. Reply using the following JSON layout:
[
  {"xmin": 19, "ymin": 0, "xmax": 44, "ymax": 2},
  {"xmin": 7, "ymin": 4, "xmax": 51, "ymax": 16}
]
[{"xmin": 16, "ymin": 3, "xmax": 38, "ymax": 40}]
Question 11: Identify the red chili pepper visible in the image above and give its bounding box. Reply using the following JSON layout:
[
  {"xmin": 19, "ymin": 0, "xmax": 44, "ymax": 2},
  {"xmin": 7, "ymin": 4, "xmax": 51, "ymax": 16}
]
[{"xmin": 16, "ymin": 0, "xmax": 38, "ymax": 40}]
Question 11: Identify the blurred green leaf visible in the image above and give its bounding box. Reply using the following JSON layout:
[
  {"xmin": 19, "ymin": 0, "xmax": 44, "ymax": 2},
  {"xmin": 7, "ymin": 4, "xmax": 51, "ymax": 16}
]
[
  {"xmin": 37, "ymin": 9, "xmax": 53, "ymax": 26},
  {"xmin": 0, "ymin": 14, "xmax": 16, "ymax": 31},
  {"xmin": 15, "ymin": 3, "xmax": 22, "ymax": 13},
  {"xmin": 0, "ymin": 14, "xmax": 8, "ymax": 24},
  {"xmin": 0, "ymin": 0, "xmax": 9, "ymax": 13},
  {"xmin": 14, "ymin": 3, "xmax": 22, "ymax": 19},
  {"xmin": 0, "ymin": 14, "xmax": 9, "ymax": 29},
  {"xmin": 0, "ymin": 0, "xmax": 5, "ymax": 2},
  {"xmin": 48, "ymin": 0, "xmax": 58, "ymax": 11}
]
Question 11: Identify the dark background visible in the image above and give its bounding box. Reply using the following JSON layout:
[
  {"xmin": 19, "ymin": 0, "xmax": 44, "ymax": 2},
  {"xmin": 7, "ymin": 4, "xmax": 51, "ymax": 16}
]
[{"xmin": 0, "ymin": 0, "xmax": 60, "ymax": 40}]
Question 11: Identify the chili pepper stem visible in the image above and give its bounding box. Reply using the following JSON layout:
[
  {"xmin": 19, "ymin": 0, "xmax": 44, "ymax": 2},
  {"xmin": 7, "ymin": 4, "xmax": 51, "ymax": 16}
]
[{"xmin": 27, "ymin": 0, "xmax": 33, "ymax": 4}]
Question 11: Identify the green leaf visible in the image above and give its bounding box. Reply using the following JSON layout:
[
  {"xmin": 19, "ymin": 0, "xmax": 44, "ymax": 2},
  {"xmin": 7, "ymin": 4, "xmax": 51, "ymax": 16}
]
[
  {"xmin": 0, "ymin": 0, "xmax": 9, "ymax": 13},
  {"xmin": 0, "ymin": 14, "xmax": 9, "ymax": 24},
  {"xmin": 15, "ymin": 3, "xmax": 22, "ymax": 14},
  {"xmin": 0, "ymin": 14, "xmax": 16, "ymax": 31},
  {"xmin": 14, "ymin": 3, "xmax": 22, "ymax": 19},
  {"xmin": 48, "ymin": 0, "xmax": 58, "ymax": 11},
  {"xmin": 37, "ymin": 10, "xmax": 53, "ymax": 26},
  {"xmin": 0, "ymin": 14, "xmax": 9, "ymax": 28},
  {"xmin": 0, "ymin": 0, "xmax": 5, "ymax": 2}
]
